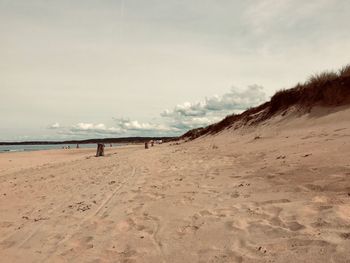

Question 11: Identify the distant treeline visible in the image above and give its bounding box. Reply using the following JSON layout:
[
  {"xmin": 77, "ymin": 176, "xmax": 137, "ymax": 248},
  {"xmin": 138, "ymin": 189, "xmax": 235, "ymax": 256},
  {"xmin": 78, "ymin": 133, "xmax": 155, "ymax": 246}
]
[{"xmin": 0, "ymin": 137, "xmax": 177, "ymax": 146}]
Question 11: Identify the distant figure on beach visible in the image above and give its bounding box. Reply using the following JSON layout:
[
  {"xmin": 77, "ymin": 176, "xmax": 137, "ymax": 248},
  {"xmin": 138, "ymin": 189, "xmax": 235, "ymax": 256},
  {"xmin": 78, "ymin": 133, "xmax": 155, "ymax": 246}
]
[
  {"xmin": 68, "ymin": 145, "xmax": 70, "ymax": 149},
  {"xmin": 150, "ymin": 140, "xmax": 154, "ymax": 147},
  {"xmin": 96, "ymin": 143, "xmax": 105, "ymax": 157},
  {"xmin": 76, "ymin": 144, "xmax": 79, "ymax": 149},
  {"xmin": 110, "ymin": 144, "xmax": 112, "ymax": 147},
  {"xmin": 145, "ymin": 142, "xmax": 149, "ymax": 149}
]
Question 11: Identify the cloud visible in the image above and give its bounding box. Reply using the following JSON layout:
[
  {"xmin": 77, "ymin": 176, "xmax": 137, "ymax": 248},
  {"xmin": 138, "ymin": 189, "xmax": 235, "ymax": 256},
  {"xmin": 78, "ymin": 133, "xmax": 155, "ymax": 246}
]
[
  {"xmin": 52, "ymin": 122, "xmax": 124, "ymax": 138},
  {"xmin": 159, "ymin": 84, "xmax": 266, "ymax": 131},
  {"xmin": 168, "ymin": 116, "xmax": 222, "ymax": 130},
  {"xmin": 48, "ymin": 122, "xmax": 60, "ymax": 129},
  {"xmin": 161, "ymin": 102, "xmax": 206, "ymax": 118},
  {"xmin": 49, "ymin": 120, "xmax": 179, "ymax": 138},
  {"xmin": 70, "ymin": 123, "xmax": 123, "ymax": 134},
  {"xmin": 161, "ymin": 85, "xmax": 266, "ymax": 118},
  {"xmin": 205, "ymin": 84, "xmax": 266, "ymax": 111},
  {"xmin": 113, "ymin": 118, "xmax": 177, "ymax": 132},
  {"xmin": 48, "ymin": 85, "xmax": 267, "ymax": 138}
]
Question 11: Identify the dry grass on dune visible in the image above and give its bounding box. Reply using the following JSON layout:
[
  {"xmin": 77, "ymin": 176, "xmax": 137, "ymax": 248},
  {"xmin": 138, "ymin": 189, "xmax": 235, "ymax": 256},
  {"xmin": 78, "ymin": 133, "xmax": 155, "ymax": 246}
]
[
  {"xmin": 270, "ymin": 66, "xmax": 350, "ymax": 113},
  {"xmin": 181, "ymin": 64, "xmax": 350, "ymax": 140}
]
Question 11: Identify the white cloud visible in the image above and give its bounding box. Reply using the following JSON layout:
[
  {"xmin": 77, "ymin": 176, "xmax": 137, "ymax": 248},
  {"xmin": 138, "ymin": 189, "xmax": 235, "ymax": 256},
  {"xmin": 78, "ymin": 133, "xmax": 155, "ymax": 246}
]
[
  {"xmin": 48, "ymin": 85, "xmax": 267, "ymax": 138},
  {"xmin": 49, "ymin": 120, "xmax": 179, "ymax": 138},
  {"xmin": 70, "ymin": 123, "xmax": 122, "ymax": 134},
  {"xmin": 161, "ymin": 85, "xmax": 266, "ymax": 118},
  {"xmin": 159, "ymin": 84, "xmax": 266, "ymax": 131},
  {"xmin": 53, "ymin": 122, "xmax": 124, "ymax": 137},
  {"xmin": 168, "ymin": 116, "xmax": 222, "ymax": 130},
  {"xmin": 113, "ymin": 118, "xmax": 177, "ymax": 132},
  {"xmin": 205, "ymin": 84, "xmax": 266, "ymax": 111},
  {"xmin": 161, "ymin": 102, "xmax": 207, "ymax": 117},
  {"xmin": 48, "ymin": 122, "xmax": 60, "ymax": 129}
]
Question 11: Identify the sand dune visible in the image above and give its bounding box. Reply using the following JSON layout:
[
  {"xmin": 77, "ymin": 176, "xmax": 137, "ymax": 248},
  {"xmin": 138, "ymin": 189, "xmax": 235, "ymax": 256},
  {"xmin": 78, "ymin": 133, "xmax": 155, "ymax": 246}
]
[{"xmin": 0, "ymin": 106, "xmax": 350, "ymax": 262}]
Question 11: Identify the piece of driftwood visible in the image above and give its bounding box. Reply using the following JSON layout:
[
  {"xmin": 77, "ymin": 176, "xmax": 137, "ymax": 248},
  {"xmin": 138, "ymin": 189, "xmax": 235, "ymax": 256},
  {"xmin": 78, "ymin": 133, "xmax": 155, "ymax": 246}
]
[
  {"xmin": 96, "ymin": 143, "xmax": 105, "ymax": 157},
  {"xmin": 145, "ymin": 142, "xmax": 149, "ymax": 149}
]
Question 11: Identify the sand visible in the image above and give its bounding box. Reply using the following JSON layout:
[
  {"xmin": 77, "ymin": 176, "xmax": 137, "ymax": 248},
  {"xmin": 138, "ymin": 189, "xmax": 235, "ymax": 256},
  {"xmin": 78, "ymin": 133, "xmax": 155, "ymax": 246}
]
[{"xmin": 0, "ymin": 106, "xmax": 350, "ymax": 262}]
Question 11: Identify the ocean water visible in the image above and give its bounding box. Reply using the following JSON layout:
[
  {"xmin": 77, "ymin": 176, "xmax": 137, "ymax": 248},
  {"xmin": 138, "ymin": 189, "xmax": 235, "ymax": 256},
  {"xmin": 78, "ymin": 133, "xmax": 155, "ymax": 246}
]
[{"xmin": 0, "ymin": 143, "xmax": 111, "ymax": 153}]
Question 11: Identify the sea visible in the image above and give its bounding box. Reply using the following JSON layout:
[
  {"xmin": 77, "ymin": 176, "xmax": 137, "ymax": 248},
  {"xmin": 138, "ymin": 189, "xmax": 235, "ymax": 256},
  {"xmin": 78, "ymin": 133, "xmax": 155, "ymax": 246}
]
[{"xmin": 0, "ymin": 143, "xmax": 109, "ymax": 153}]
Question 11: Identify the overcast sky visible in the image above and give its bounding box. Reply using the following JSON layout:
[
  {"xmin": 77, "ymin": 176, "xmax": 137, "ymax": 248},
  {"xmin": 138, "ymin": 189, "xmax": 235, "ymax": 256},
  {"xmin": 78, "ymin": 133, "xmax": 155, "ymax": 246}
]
[{"xmin": 1, "ymin": 0, "xmax": 350, "ymax": 141}]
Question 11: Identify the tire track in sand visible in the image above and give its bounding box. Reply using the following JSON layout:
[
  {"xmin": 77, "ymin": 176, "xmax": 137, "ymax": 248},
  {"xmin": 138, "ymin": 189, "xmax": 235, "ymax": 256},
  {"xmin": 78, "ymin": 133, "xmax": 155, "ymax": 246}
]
[
  {"xmin": 43, "ymin": 167, "xmax": 136, "ymax": 261},
  {"xmin": 0, "ymin": 163, "xmax": 124, "ymax": 249}
]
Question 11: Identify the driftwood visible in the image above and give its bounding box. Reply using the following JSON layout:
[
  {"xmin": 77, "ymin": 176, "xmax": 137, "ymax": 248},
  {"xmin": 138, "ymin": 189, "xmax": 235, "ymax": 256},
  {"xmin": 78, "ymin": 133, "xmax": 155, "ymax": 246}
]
[{"xmin": 96, "ymin": 143, "xmax": 105, "ymax": 157}]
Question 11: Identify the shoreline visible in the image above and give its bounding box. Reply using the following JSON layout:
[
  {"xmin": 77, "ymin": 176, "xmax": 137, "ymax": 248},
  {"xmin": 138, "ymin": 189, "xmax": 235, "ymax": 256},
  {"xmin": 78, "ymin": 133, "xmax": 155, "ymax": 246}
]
[
  {"xmin": 0, "ymin": 143, "xmax": 126, "ymax": 154},
  {"xmin": 0, "ymin": 144, "xmax": 138, "ymax": 176}
]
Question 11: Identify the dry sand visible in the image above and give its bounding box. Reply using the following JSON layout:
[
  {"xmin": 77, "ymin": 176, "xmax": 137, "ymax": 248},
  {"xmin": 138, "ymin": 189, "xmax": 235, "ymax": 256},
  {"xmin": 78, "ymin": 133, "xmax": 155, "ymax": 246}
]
[{"xmin": 0, "ymin": 106, "xmax": 350, "ymax": 262}]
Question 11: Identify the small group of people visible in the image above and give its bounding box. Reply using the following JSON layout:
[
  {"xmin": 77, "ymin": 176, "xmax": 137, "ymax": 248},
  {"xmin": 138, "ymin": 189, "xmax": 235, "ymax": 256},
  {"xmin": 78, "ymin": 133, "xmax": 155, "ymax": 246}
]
[{"xmin": 62, "ymin": 145, "xmax": 71, "ymax": 149}]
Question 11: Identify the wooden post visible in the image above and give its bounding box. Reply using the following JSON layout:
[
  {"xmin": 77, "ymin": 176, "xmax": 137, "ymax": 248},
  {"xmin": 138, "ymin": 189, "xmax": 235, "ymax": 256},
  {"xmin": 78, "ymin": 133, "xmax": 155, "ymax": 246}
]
[
  {"xmin": 96, "ymin": 143, "xmax": 105, "ymax": 157},
  {"xmin": 145, "ymin": 142, "xmax": 149, "ymax": 149}
]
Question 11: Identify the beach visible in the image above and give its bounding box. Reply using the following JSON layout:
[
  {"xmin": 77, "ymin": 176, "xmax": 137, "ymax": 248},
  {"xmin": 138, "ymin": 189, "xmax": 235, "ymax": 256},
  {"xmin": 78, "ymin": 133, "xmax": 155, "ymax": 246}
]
[
  {"xmin": 0, "ymin": 106, "xmax": 350, "ymax": 262},
  {"xmin": 2, "ymin": 0, "xmax": 350, "ymax": 261}
]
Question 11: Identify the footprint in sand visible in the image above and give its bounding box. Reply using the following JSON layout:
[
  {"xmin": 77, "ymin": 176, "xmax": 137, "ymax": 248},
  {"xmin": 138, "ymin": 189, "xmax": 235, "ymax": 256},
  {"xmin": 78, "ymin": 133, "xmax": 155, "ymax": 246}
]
[
  {"xmin": 0, "ymin": 221, "xmax": 14, "ymax": 228},
  {"xmin": 0, "ymin": 240, "xmax": 16, "ymax": 249},
  {"xmin": 285, "ymin": 221, "xmax": 305, "ymax": 231},
  {"xmin": 339, "ymin": 232, "xmax": 350, "ymax": 240},
  {"xmin": 230, "ymin": 175, "xmax": 242, "ymax": 179},
  {"xmin": 177, "ymin": 224, "xmax": 200, "ymax": 236},
  {"xmin": 199, "ymin": 210, "xmax": 213, "ymax": 217},
  {"xmin": 311, "ymin": 218, "xmax": 331, "ymax": 228},
  {"xmin": 117, "ymin": 246, "xmax": 138, "ymax": 260},
  {"xmin": 231, "ymin": 192, "xmax": 240, "ymax": 198},
  {"xmin": 224, "ymin": 221, "xmax": 244, "ymax": 232}
]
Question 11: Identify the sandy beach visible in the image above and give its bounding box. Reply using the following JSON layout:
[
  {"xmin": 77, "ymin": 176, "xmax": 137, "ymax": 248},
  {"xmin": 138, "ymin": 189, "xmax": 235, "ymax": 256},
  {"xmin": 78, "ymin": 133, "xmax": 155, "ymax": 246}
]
[
  {"xmin": 0, "ymin": 106, "xmax": 349, "ymax": 262},
  {"xmin": 2, "ymin": 0, "xmax": 350, "ymax": 261}
]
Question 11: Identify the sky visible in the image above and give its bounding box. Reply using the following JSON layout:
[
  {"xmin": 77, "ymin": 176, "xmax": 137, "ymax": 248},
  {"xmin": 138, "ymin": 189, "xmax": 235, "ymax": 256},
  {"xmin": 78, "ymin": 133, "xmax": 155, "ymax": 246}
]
[{"xmin": 1, "ymin": 0, "xmax": 350, "ymax": 141}]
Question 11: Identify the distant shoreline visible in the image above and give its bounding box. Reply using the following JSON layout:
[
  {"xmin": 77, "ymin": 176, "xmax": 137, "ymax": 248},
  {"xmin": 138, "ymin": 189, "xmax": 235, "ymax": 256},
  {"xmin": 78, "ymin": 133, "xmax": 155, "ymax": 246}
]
[
  {"xmin": 0, "ymin": 136, "xmax": 177, "ymax": 146},
  {"xmin": 0, "ymin": 143, "xmax": 100, "ymax": 153}
]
